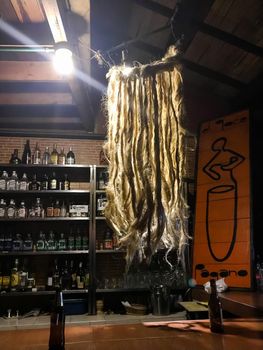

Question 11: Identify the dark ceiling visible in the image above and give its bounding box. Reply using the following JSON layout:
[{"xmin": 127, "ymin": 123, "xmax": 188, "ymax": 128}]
[{"xmin": 0, "ymin": 0, "xmax": 262, "ymax": 138}]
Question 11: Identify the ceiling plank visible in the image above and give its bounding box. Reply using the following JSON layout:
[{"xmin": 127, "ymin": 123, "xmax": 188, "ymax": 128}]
[
  {"xmin": 196, "ymin": 21, "xmax": 263, "ymax": 57},
  {"xmin": 131, "ymin": 0, "xmax": 174, "ymax": 17},
  {"xmin": 41, "ymin": 0, "xmax": 67, "ymax": 42},
  {"xmin": 0, "ymin": 61, "xmax": 64, "ymax": 81},
  {"xmin": 0, "ymin": 81, "xmax": 70, "ymax": 93},
  {"xmin": 0, "ymin": 92, "xmax": 74, "ymax": 105},
  {"xmin": 10, "ymin": 0, "xmax": 45, "ymax": 23}
]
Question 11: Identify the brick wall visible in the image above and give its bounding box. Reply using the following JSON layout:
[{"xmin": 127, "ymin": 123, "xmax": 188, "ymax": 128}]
[{"xmin": 0, "ymin": 136, "xmax": 104, "ymax": 165}]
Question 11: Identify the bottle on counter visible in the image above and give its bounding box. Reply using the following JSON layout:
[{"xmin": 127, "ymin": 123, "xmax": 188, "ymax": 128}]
[
  {"xmin": 22, "ymin": 140, "xmax": 31, "ymax": 164},
  {"xmin": 48, "ymin": 288, "xmax": 65, "ymax": 350},
  {"xmin": 58, "ymin": 147, "xmax": 66, "ymax": 165},
  {"xmin": 66, "ymin": 146, "xmax": 75, "ymax": 164},
  {"xmin": 208, "ymin": 279, "xmax": 224, "ymax": 333},
  {"xmin": 10, "ymin": 149, "xmax": 21, "ymax": 164},
  {"xmin": 50, "ymin": 144, "xmax": 59, "ymax": 165},
  {"xmin": 0, "ymin": 171, "xmax": 8, "ymax": 190},
  {"xmin": 42, "ymin": 146, "xmax": 51, "ymax": 165},
  {"xmin": 32, "ymin": 142, "xmax": 41, "ymax": 165}
]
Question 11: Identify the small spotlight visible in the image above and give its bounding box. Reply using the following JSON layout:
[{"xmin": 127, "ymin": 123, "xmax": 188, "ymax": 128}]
[
  {"xmin": 122, "ymin": 66, "xmax": 133, "ymax": 77},
  {"xmin": 53, "ymin": 41, "xmax": 74, "ymax": 75}
]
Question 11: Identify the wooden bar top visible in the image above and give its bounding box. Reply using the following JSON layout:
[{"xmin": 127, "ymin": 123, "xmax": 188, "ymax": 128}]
[{"xmin": 0, "ymin": 318, "xmax": 263, "ymax": 350}]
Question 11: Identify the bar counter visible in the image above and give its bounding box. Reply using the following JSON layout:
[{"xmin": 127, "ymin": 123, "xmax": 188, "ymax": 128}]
[{"xmin": 0, "ymin": 318, "xmax": 262, "ymax": 349}]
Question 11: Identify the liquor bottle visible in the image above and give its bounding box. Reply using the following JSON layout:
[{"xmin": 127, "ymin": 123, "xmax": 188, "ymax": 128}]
[
  {"xmin": 10, "ymin": 149, "xmax": 21, "ymax": 164},
  {"xmin": 10, "ymin": 258, "xmax": 20, "ymax": 292},
  {"xmin": 103, "ymin": 228, "xmax": 113, "ymax": 250},
  {"xmin": 46, "ymin": 263, "xmax": 54, "ymax": 291},
  {"xmin": 76, "ymin": 261, "xmax": 85, "ymax": 289},
  {"xmin": 46, "ymin": 201, "xmax": 54, "ymax": 217},
  {"xmin": 22, "ymin": 140, "xmax": 31, "ymax": 164},
  {"xmin": 23, "ymin": 233, "xmax": 33, "ymax": 251},
  {"xmin": 19, "ymin": 173, "xmax": 29, "ymax": 191},
  {"xmin": 58, "ymin": 148, "xmax": 66, "ymax": 165},
  {"xmin": 47, "ymin": 231, "xmax": 57, "ymax": 251},
  {"xmin": 17, "ymin": 201, "xmax": 27, "ymax": 218},
  {"xmin": 12, "ymin": 233, "xmax": 23, "ymax": 251},
  {"xmin": 52, "ymin": 260, "xmax": 61, "ymax": 289},
  {"xmin": 36, "ymin": 231, "xmax": 46, "ymax": 251},
  {"xmin": 58, "ymin": 233, "xmax": 66, "ymax": 251},
  {"xmin": 48, "ymin": 288, "xmax": 65, "ymax": 350},
  {"xmin": 60, "ymin": 202, "xmax": 67, "ymax": 217},
  {"xmin": 50, "ymin": 144, "xmax": 59, "ymax": 165},
  {"xmin": 2, "ymin": 262, "xmax": 11, "ymax": 292},
  {"xmin": 0, "ymin": 233, "xmax": 4, "ymax": 251},
  {"xmin": 7, "ymin": 199, "xmax": 16, "ymax": 218},
  {"xmin": 97, "ymin": 194, "xmax": 107, "ymax": 217},
  {"xmin": 82, "ymin": 233, "xmax": 88, "ymax": 250},
  {"xmin": 70, "ymin": 260, "xmax": 77, "ymax": 289},
  {"xmin": 41, "ymin": 174, "xmax": 49, "ymax": 190},
  {"xmin": 42, "ymin": 146, "xmax": 51, "ymax": 165},
  {"xmin": 59, "ymin": 174, "xmax": 70, "ymax": 190},
  {"xmin": 0, "ymin": 198, "xmax": 6, "ymax": 218},
  {"xmin": 32, "ymin": 142, "xmax": 41, "ymax": 164},
  {"xmin": 61, "ymin": 260, "xmax": 71, "ymax": 290},
  {"xmin": 208, "ymin": 279, "xmax": 224, "ymax": 333},
  {"xmin": 4, "ymin": 232, "xmax": 12, "ymax": 251},
  {"xmin": 66, "ymin": 146, "xmax": 75, "ymax": 164},
  {"xmin": 68, "ymin": 229, "xmax": 75, "ymax": 250},
  {"xmin": 49, "ymin": 172, "xmax": 57, "ymax": 190},
  {"xmin": 0, "ymin": 261, "xmax": 2, "ymax": 292},
  {"xmin": 35, "ymin": 197, "xmax": 43, "ymax": 217},
  {"xmin": 97, "ymin": 170, "xmax": 108, "ymax": 190},
  {"xmin": 0, "ymin": 171, "xmax": 8, "ymax": 190},
  {"xmin": 53, "ymin": 200, "xmax": 61, "ymax": 217},
  {"xmin": 19, "ymin": 260, "xmax": 28, "ymax": 292},
  {"xmin": 29, "ymin": 174, "xmax": 40, "ymax": 191},
  {"xmin": 7, "ymin": 171, "xmax": 19, "ymax": 190},
  {"xmin": 75, "ymin": 228, "xmax": 82, "ymax": 250}
]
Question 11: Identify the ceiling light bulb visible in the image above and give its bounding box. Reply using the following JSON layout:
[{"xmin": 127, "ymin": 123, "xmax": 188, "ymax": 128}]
[
  {"xmin": 122, "ymin": 66, "xmax": 133, "ymax": 77},
  {"xmin": 53, "ymin": 47, "xmax": 73, "ymax": 75}
]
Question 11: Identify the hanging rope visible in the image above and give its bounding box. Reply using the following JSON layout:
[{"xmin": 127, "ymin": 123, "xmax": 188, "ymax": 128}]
[{"xmin": 104, "ymin": 46, "xmax": 190, "ymax": 268}]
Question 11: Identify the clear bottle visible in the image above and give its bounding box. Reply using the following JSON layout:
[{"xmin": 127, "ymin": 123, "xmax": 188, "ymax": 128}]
[
  {"xmin": 42, "ymin": 146, "xmax": 51, "ymax": 165},
  {"xmin": 10, "ymin": 149, "xmax": 21, "ymax": 164},
  {"xmin": 7, "ymin": 199, "xmax": 16, "ymax": 218},
  {"xmin": 22, "ymin": 140, "xmax": 31, "ymax": 164},
  {"xmin": 12, "ymin": 233, "xmax": 23, "ymax": 251},
  {"xmin": 50, "ymin": 144, "xmax": 59, "ymax": 165},
  {"xmin": 66, "ymin": 146, "xmax": 75, "ymax": 164},
  {"xmin": 23, "ymin": 233, "xmax": 33, "ymax": 251},
  {"xmin": 49, "ymin": 172, "xmax": 57, "ymax": 190},
  {"xmin": 208, "ymin": 279, "xmax": 224, "ymax": 333},
  {"xmin": 32, "ymin": 142, "xmax": 41, "ymax": 165},
  {"xmin": 17, "ymin": 201, "xmax": 27, "ymax": 218},
  {"xmin": 47, "ymin": 231, "xmax": 57, "ymax": 251},
  {"xmin": 58, "ymin": 233, "xmax": 66, "ymax": 251},
  {"xmin": 58, "ymin": 147, "xmax": 66, "ymax": 165},
  {"xmin": 10, "ymin": 258, "xmax": 20, "ymax": 292},
  {"xmin": 29, "ymin": 174, "xmax": 40, "ymax": 191},
  {"xmin": 60, "ymin": 201, "xmax": 67, "ymax": 217},
  {"xmin": 19, "ymin": 173, "xmax": 29, "ymax": 191},
  {"xmin": 0, "ymin": 198, "xmax": 6, "ymax": 218},
  {"xmin": 0, "ymin": 171, "xmax": 8, "ymax": 190},
  {"xmin": 7, "ymin": 171, "xmax": 19, "ymax": 191}
]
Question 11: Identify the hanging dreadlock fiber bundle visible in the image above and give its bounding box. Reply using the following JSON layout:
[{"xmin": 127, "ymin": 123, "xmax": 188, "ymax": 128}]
[{"xmin": 104, "ymin": 46, "xmax": 190, "ymax": 268}]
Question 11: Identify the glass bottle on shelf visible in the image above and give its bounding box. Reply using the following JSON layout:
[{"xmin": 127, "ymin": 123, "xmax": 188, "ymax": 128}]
[
  {"xmin": 46, "ymin": 201, "xmax": 54, "ymax": 217},
  {"xmin": 36, "ymin": 231, "xmax": 46, "ymax": 251},
  {"xmin": 59, "ymin": 174, "xmax": 70, "ymax": 190},
  {"xmin": 32, "ymin": 142, "xmax": 41, "ymax": 164},
  {"xmin": 82, "ymin": 233, "xmax": 89, "ymax": 250},
  {"xmin": 84, "ymin": 262, "xmax": 89, "ymax": 288},
  {"xmin": 0, "ymin": 171, "xmax": 8, "ymax": 190},
  {"xmin": 97, "ymin": 194, "xmax": 107, "ymax": 217},
  {"xmin": 17, "ymin": 201, "xmax": 27, "ymax": 218},
  {"xmin": 19, "ymin": 173, "xmax": 29, "ymax": 191},
  {"xmin": 35, "ymin": 197, "xmax": 43, "ymax": 217},
  {"xmin": 42, "ymin": 146, "xmax": 50, "ymax": 165},
  {"xmin": 0, "ymin": 233, "xmax": 4, "ymax": 251},
  {"xmin": 49, "ymin": 172, "xmax": 57, "ymax": 190},
  {"xmin": 23, "ymin": 233, "xmax": 33, "ymax": 251},
  {"xmin": 10, "ymin": 149, "xmax": 21, "ymax": 164},
  {"xmin": 66, "ymin": 146, "xmax": 75, "ymax": 164},
  {"xmin": 12, "ymin": 233, "xmax": 23, "ymax": 251},
  {"xmin": 46, "ymin": 263, "xmax": 53, "ymax": 291},
  {"xmin": 10, "ymin": 258, "xmax": 20, "ymax": 292},
  {"xmin": 41, "ymin": 174, "xmax": 49, "ymax": 190},
  {"xmin": 4, "ymin": 232, "xmax": 12, "ymax": 251},
  {"xmin": 47, "ymin": 231, "xmax": 57, "ymax": 251},
  {"xmin": 52, "ymin": 260, "xmax": 61, "ymax": 289},
  {"xmin": 29, "ymin": 174, "xmax": 40, "ymax": 191},
  {"xmin": 2, "ymin": 262, "xmax": 10, "ymax": 292},
  {"xmin": 76, "ymin": 261, "xmax": 85, "ymax": 289},
  {"xmin": 70, "ymin": 260, "xmax": 77, "ymax": 289},
  {"xmin": 50, "ymin": 144, "xmax": 59, "ymax": 165},
  {"xmin": 97, "ymin": 170, "xmax": 108, "ymax": 190},
  {"xmin": 68, "ymin": 229, "xmax": 75, "ymax": 250},
  {"xmin": 58, "ymin": 147, "xmax": 66, "ymax": 165},
  {"xmin": 60, "ymin": 201, "xmax": 67, "ymax": 217},
  {"xmin": 7, "ymin": 199, "xmax": 16, "ymax": 218},
  {"xmin": 22, "ymin": 139, "xmax": 31, "ymax": 164},
  {"xmin": 75, "ymin": 228, "xmax": 82, "ymax": 250},
  {"xmin": 61, "ymin": 260, "xmax": 71, "ymax": 290},
  {"xmin": 58, "ymin": 233, "xmax": 66, "ymax": 251},
  {"xmin": 104, "ymin": 228, "xmax": 113, "ymax": 250},
  {"xmin": 7, "ymin": 171, "xmax": 19, "ymax": 190},
  {"xmin": 19, "ymin": 259, "xmax": 28, "ymax": 292},
  {"xmin": 0, "ymin": 198, "xmax": 6, "ymax": 218},
  {"xmin": 53, "ymin": 200, "xmax": 61, "ymax": 217}
]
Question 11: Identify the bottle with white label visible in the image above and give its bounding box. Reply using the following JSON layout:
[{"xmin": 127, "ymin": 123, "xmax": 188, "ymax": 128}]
[
  {"xmin": 66, "ymin": 147, "xmax": 75, "ymax": 164},
  {"xmin": 0, "ymin": 199, "xmax": 6, "ymax": 218},
  {"xmin": 0, "ymin": 171, "xmax": 8, "ymax": 190},
  {"xmin": 35, "ymin": 198, "xmax": 42, "ymax": 217},
  {"xmin": 7, "ymin": 171, "xmax": 18, "ymax": 191},
  {"xmin": 7, "ymin": 199, "xmax": 16, "ymax": 218},
  {"xmin": 17, "ymin": 201, "xmax": 27, "ymax": 218},
  {"xmin": 19, "ymin": 173, "xmax": 29, "ymax": 191}
]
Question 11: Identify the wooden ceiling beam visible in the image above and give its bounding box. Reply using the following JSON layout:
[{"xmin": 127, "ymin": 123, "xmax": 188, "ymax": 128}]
[
  {"xmin": 195, "ymin": 21, "xmax": 263, "ymax": 57},
  {"xmin": 131, "ymin": 0, "xmax": 173, "ymax": 18},
  {"xmin": 0, "ymin": 92, "xmax": 74, "ymax": 105},
  {"xmin": 0, "ymin": 81, "xmax": 70, "ymax": 93}
]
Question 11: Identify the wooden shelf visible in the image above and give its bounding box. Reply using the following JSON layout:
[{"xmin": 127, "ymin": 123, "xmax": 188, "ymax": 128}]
[
  {"xmin": 0, "ymin": 250, "xmax": 89, "ymax": 256},
  {"xmin": 0, "ymin": 289, "xmax": 89, "ymax": 297}
]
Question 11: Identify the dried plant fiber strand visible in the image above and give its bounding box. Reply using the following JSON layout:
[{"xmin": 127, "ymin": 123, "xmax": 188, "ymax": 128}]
[{"xmin": 104, "ymin": 46, "xmax": 190, "ymax": 268}]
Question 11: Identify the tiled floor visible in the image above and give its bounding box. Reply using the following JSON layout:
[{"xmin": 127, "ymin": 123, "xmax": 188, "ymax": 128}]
[{"xmin": 0, "ymin": 311, "xmax": 186, "ymax": 331}]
